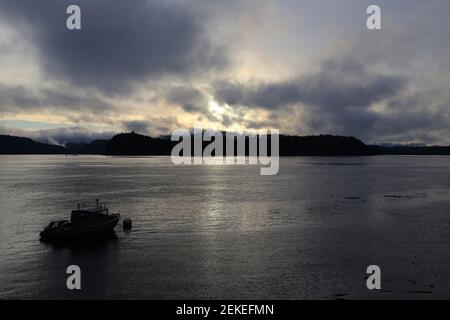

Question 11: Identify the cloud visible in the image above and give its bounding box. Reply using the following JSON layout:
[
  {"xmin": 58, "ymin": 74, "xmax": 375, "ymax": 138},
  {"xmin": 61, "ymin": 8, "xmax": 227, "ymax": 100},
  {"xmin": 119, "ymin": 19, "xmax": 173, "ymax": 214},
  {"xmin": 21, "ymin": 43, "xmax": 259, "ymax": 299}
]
[
  {"xmin": 122, "ymin": 120, "xmax": 151, "ymax": 135},
  {"xmin": 165, "ymin": 86, "xmax": 209, "ymax": 113},
  {"xmin": 213, "ymin": 57, "xmax": 406, "ymax": 110},
  {"xmin": 1, "ymin": 0, "xmax": 449, "ymax": 144},
  {"xmin": 211, "ymin": 52, "xmax": 450, "ymax": 144},
  {"xmin": 0, "ymin": 125, "xmax": 115, "ymax": 145},
  {"xmin": 121, "ymin": 116, "xmax": 182, "ymax": 137},
  {"xmin": 0, "ymin": 0, "xmax": 227, "ymax": 94},
  {"xmin": 211, "ymin": 56, "xmax": 421, "ymax": 142},
  {"xmin": 164, "ymin": 85, "xmax": 230, "ymax": 124},
  {"xmin": 0, "ymin": 83, "xmax": 114, "ymax": 114}
]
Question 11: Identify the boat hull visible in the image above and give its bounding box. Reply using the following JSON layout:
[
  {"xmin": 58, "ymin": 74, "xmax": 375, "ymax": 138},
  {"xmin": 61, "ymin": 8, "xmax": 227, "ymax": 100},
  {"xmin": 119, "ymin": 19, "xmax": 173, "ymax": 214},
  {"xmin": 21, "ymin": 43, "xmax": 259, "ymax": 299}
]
[{"xmin": 40, "ymin": 214, "xmax": 120, "ymax": 242}]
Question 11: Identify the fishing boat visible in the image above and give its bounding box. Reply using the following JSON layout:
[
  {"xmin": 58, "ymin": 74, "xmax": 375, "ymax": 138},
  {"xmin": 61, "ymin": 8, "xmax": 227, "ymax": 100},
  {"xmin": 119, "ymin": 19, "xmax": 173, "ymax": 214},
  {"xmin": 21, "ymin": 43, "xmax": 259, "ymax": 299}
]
[{"xmin": 40, "ymin": 199, "xmax": 120, "ymax": 242}]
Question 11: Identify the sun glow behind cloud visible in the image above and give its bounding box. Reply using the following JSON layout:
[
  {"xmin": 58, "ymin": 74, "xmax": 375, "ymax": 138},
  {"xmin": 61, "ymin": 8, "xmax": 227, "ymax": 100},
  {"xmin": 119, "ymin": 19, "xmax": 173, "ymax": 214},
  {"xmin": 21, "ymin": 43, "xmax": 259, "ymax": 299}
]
[{"xmin": 0, "ymin": 0, "xmax": 449, "ymax": 145}]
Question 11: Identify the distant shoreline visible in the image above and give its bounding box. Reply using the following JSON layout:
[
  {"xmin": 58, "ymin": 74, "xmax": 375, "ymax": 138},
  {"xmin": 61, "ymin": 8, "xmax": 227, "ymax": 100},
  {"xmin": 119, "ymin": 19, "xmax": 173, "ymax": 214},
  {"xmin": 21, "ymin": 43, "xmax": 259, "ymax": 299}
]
[
  {"xmin": 2, "ymin": 132, "xmax": 450, "ymax": 156},
  {"xmin": 2, "ymin": 154, "xmax": 450, "ymax": 157}
]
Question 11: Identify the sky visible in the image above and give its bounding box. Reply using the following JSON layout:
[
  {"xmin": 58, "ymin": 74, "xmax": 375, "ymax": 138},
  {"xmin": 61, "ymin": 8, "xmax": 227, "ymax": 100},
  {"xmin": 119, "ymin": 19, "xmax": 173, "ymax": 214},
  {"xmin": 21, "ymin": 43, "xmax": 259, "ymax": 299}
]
[{"xmin": 0, "ymin": 0, "xmax": 449, "ymax": 145}]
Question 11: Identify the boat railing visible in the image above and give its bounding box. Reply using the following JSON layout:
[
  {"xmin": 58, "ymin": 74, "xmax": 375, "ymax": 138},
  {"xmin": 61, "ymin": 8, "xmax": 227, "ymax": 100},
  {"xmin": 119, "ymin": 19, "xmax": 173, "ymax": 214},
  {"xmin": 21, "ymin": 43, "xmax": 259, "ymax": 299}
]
[{"xmin": 75, "ymin": 199, "xmax": 109, "ymax": 214}]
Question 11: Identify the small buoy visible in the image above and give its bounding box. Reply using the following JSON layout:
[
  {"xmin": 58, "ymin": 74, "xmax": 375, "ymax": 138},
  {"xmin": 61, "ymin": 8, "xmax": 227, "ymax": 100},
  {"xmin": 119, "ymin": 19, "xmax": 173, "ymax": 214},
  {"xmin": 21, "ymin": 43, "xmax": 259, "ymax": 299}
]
[{"xmin": 123, "ymin": 218, "xmax": 132, "ymax": 230}]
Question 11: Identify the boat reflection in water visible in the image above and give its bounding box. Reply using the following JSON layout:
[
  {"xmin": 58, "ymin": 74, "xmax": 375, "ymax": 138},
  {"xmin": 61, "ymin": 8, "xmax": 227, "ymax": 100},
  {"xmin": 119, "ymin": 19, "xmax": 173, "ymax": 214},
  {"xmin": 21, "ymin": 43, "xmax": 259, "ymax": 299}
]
[{"xmin": 40, "ymin": 199, "xmax": 120, "ymax": 243}]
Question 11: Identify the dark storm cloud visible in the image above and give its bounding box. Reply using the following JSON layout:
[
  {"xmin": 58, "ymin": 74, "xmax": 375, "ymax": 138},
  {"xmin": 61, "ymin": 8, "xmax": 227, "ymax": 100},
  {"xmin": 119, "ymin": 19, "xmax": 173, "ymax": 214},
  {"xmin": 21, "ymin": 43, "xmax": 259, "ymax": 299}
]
[
  {"xmin": 360, "ymin": 94, "xmax": 450, "ymax": 144},
  {"xmin": 0, "ymin": 0, "xmax": 227, "ymax": 94},
  {"xmin": 212, "ymin": 57, "xmax": 414, "ymax": 140},
  {"xmin": 165, "ymin": 86, "xmax": 208, "ymax": 113},
  {"xmin": 0, "ymin": 83, "xmax": 113, "ymax": 113},
  {"xmin": 213, "ymin": 58, "xmax": 405, "ymax": 110},
  {"xmin": 164, "ymin": 85, "xmax": 229, "ymax": 124},
  {"xmin": 1, "ymin": 0, "xmax": 448, "ymax": 145}
]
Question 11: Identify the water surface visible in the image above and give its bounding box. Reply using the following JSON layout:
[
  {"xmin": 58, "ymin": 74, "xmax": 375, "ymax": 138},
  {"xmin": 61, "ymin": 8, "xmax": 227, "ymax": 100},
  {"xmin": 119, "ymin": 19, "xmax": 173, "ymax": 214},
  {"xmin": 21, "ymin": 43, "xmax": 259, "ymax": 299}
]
[{"xmin": 0, "ymin": 155, "xmax": 449, "ymax": 299}]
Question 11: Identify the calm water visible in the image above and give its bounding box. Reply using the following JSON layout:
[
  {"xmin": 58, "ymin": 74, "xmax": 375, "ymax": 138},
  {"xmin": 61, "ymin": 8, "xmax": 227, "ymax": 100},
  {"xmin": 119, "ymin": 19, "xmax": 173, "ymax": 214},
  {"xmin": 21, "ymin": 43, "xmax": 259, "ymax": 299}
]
[{"xmin": 0, "ymin": 155, "xmax": 449, "ymax": 299}]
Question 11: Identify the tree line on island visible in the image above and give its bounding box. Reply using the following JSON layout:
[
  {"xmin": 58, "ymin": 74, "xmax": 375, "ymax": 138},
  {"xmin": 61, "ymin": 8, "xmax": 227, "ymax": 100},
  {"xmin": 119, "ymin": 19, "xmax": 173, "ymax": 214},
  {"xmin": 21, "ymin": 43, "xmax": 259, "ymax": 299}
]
[{"xmin": 1, "ymin": 131, "xmax": 450, "ymax": 156}]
